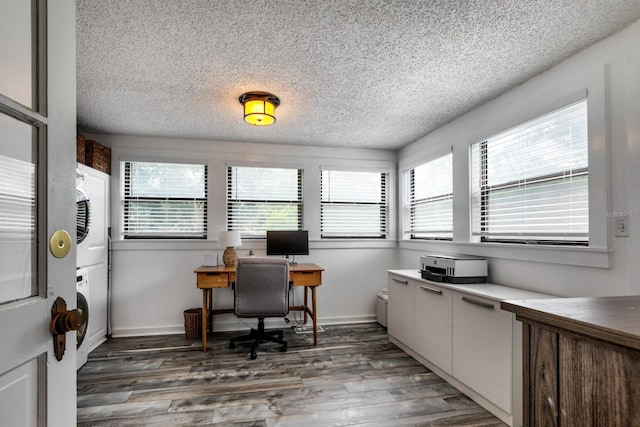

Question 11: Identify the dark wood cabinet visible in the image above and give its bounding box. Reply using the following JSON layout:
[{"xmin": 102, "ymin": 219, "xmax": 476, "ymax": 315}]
[{"xmin": 503, "ymin": 296, "xmax": 640, "ymax": 427}]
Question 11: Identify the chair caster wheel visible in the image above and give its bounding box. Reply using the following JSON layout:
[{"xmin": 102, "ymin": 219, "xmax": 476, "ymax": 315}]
[
  {"xmin": 229, "ymin": 342, "xmax": 235, "ymax": 349},
  {"xmin": 281, "ymin": 343, "xmax": 288, "ymax": 352},
  {"xmin": 250, "ymin": 352, "xmax": 257, "ymax": 360}
]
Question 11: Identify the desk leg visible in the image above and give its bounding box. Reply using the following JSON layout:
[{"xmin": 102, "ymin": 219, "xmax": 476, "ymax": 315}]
[
  {"xmin": 303, "ymin": 286, "xmax": 309, "ymax": 324},
  {"xmin": 201, "ymin": 289, "xmax": 208, "ymax": 352},
  {"xmin": 311, "ymin": 286, "xmax": 318, "ymax": 345},
  {"xmin": 208, "ymin": 289, "xmax": 213, "ymax": 332}
]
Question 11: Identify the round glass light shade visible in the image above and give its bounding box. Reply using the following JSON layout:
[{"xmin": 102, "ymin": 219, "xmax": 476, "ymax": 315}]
[{"xmin": 243, "ymin": 99, "xmax": 276, "ymax": 126}]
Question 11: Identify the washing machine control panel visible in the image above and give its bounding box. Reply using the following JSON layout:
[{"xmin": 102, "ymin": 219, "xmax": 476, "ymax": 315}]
[{"xmin": 76, "ymin": 269, "xmax": 88, "ymax": 291}]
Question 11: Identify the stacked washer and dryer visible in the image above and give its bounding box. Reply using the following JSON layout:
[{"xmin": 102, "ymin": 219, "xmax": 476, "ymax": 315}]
[{"xmin": 76, "ymin": 163, "xmax": 110, "ymax": 370}]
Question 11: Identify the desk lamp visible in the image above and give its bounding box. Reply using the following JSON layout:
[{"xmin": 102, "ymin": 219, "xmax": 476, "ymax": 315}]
[{"xmin": 218, "ymin": 231, "xmax": 242, "ymax": 267}]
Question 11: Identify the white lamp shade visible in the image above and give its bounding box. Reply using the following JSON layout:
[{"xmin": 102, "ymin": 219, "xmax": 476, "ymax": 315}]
[{"xmin": 218, "ymin": 230, "xmax": 242, "ymax": 248}]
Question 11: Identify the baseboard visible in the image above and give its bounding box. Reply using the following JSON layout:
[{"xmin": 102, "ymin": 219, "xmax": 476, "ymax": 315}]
[
  {"xmin": 317, "ymin": 315, "xmax": 377, "ymax": 325},
  {"xmin": 87, "ymin": 336, "xmax": 108, "ymax": 353},
  {"xmin": 112, "ymin": 325, "xmax": 186, "ymax": 337},
  {"xmin": 111, "ymin": 315, "xmax": 378, "ymax": 338}
]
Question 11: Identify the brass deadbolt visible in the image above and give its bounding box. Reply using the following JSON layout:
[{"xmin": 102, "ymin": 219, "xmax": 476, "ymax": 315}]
[{"xmin": 49, "ymin": 230, "xmax": 71, "ymax": 258}]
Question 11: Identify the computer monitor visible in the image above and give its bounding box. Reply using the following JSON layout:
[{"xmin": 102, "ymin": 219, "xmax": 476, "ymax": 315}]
[{"xmin": 266, "ymin": 230, "xmax": 309, "ymax": 260}]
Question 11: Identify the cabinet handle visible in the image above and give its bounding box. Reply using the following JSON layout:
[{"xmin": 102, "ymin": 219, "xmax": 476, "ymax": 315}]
[
  {"xmin": 391, "ymin": 277, "xmax": 408, "ymax": 285},
  {"xmin": 461, "ymin": 296, "xmax": 494, "ymax": 310},
  {"xmin": 420, "ymin": 286, "xmax": 442, "ymax": 295}
]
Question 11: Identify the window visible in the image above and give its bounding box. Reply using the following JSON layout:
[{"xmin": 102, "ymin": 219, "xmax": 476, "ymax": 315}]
[
  {"xmin": 320, "ymin": 169, "xmax": 387, "ymax": 238},
  {"xmin": 471, "ymin": 99, "xmax": 588, "ymax": 244},
  {"xmin": 404, "ymin": 153, "xmax": 453, "ymax": 239},
  {"xmin": 121, "ymin": 161, "xmax": 207, "ymax": 239},
  {"xmin": 227, "ymin": 166, "xmax": 303, "ymax": 238},
  {"xmin": 0, "ymin": 153, "xmax": 35, "ymax": 240}
]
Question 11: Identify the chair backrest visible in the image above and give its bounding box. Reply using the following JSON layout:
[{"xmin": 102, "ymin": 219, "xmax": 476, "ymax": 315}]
[{"xmin": 234, "ymin": 257, "xmax": 290, "ymax": 318}]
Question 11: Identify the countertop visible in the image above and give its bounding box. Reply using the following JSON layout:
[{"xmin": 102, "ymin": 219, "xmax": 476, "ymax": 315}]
[
  {"xmin": 502, "ymin": 295, "xmax": 640, "ymax": 351},
  {"xmin": 388, "ymin": 269, "xmax": 554, "ymax": 302}
]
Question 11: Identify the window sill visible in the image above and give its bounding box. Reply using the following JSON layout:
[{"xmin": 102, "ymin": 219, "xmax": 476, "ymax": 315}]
[
  {"xmin": 313, "ymin": 239, "xmax": 396, "ymax": 249},
  {"xmin": 111, "ymin": 238, "xmax": 397, "ymax": 252},
  {"xmin": 111, "ymin": 240, "xmax": 216, "ymax": 251},
  {"xmin": 399, "ymin": 239, "xmax": 611, "ymax": 268}
]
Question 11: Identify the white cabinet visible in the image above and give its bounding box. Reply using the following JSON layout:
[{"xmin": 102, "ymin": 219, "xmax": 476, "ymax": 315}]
[
  {"xmin": 452, "ymin": 291, "xmax": 512, "ymax": 412},
  {"xmin": 414, "ymin": 282, "xmax": 453, "ymax": 374},
  {"xmin": 387, "ymin": 270, "xmax": 552, "ymax": 427},
  {"xmin": 387, "ymin": 274, "xmax": 414, "ymax": 348}
]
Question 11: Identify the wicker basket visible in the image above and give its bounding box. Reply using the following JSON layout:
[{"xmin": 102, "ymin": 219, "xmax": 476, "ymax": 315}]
[
  {"xmin": 183, "ymin": 308, "xmax": 203, "ymax": 340},
  {"xmin": 85, "ymin": 139, "xmax": 111, "ymax": 175},
  {"xmin": 76, "ymin": 134, "xmax": 86, "ymax": 164}
]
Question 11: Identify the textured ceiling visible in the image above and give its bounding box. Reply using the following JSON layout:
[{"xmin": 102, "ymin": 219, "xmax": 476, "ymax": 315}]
[{"xmin": 76, "ymin": 0, "xmax": 640, "ymax": 150}]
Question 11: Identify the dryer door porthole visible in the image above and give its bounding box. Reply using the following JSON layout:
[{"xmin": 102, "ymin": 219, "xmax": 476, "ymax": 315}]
[{"xmin": 76, "ymin": 189, "xmax": 91, "ymax": 244}]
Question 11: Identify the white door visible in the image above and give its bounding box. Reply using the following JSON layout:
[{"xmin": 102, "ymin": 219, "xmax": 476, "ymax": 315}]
[{"xmin": 0, "ymin": 1, "xmax": 77, "ymax": 426}]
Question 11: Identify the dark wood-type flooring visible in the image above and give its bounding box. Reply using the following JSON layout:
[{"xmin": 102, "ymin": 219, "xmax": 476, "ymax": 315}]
[{"xmin": 77, "ymin": 323, "xmax": 507, "ymax": 426}]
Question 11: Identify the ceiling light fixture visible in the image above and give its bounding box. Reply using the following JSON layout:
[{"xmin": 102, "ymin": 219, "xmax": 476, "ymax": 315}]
[{"xmin": 238, "ymin": 91, "xmax": 280, "ymax": 126}]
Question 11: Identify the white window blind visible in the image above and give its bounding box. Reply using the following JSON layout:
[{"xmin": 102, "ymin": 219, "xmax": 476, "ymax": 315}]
[
  {"xmin": 404, "ymin": 153, "xmax": 453, "ymax": 239},
  {"xmin": 320, "ymin": 169, "xmax": 387, "ymax": 238},
  {"xmin": 227, "ymin": 166, "xmax": 303, "ymax": 238},
  {"xmin": 471, "ymin": 99, "xmax": 588, "ymax": 244},
  {"xmin": 121, "ymin": 161, "xmax": 207, "ymax": 238},
  {"xmin": 0, "ymin": 154, "xmax": 35, "ymax": 239}
]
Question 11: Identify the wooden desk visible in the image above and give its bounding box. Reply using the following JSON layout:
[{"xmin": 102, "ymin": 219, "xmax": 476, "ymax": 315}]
[{"xmin": 194, "ymin": 263, "xmax": 323, "ymax": 351}]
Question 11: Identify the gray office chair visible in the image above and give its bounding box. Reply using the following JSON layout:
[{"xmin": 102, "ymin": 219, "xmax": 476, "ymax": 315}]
[{"xmin": 229, "ymin": 257, "xmax": 290, "ymax": 359}]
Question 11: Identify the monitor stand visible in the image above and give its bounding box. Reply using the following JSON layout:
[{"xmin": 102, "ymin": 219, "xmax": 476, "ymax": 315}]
[{"xmin": 286, "ymin": 255, "xmax": 298, "ymax": 265}]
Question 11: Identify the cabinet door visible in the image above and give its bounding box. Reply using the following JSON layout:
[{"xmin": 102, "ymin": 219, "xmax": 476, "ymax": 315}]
[
  {"xmin": 388, "ymin": 274, "xmax": 414, "ymax": 348},
  {"xmin": 559, "ymin": 333, "xmax": 640, "ymax": 426},
  {"xmin": 414, "ymin": 283, "xmax": 453, "ymax": 374},
  {"xmin": 452, "ymin": 292, "xmax": 512, "ymax": 412}
]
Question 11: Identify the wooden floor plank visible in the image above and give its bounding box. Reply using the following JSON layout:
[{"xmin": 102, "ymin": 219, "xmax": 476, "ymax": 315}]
[
  {"xmin": 168, "ymin": 383, "xmax": 349, "ymax": 412},
  {"xmin": 262, "ymin": 396, "xmax": 454, "ymax": 427},
  {"xmin": 77, "ymin": 323, "xmax": 507, "ymax": 426}
]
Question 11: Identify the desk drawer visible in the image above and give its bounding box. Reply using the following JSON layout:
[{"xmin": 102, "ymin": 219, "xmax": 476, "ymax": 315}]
[
  {"xmin": 291, "ymin": 271, "xmax": 321, "ymax": 286},
  {"xmin": 198, "ymin": 273, "xmax": 229, "ymax": 288}
]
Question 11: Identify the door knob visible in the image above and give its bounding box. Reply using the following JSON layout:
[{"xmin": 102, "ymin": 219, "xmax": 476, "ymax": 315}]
[
  {"xmin": 51, "ymin": 307, "xmax": 85, "ymax": 335},
  {"xmin": 51, "ymin": 297, "xmax": 86, "ymax": 361}
]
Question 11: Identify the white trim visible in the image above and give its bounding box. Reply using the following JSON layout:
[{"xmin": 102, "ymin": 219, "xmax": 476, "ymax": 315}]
[
  {"xmin": 398, "ymin": 145, "xmax": 453, "ymax": 173},
  {"xmin": 586, "ymin": 66, "xmax": 610, "ymax": 250},
  {"xmin": 225, "ymin": 159, "xmax": 305, "ymax": 169},
  {"xmin": 312, "ymin": 239, "xmax": 396, "ymax": 249},
  {"xmin": 111, "ymin": 316, "xmax": 378, "ymax": 337},
  {"xmin": 319, "ymin": 164, "xmax": 391, "ymax": 173},
  {"xmin": 111, "ymin": 238, "xmax": 396, "ymax": 251},
  {"xmin": 111, "ymin": 239, "xmax": 216, "ymax": 251},
  {"xmin": 118, "ymin": 155, "xmax": 208, "ymax": 166}
]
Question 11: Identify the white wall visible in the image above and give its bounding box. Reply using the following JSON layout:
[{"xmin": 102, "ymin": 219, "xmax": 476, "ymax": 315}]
[
  {"xmin": 398, "ymin": 20, "xmax": 640, "ymax": 297},
  {"xmin": 88, "ymin": 134, "xmax": 398, "ymax": 336},
  {"xmin": 109, "ymin": 244, "xmax": 398, "ymax": 335}
]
